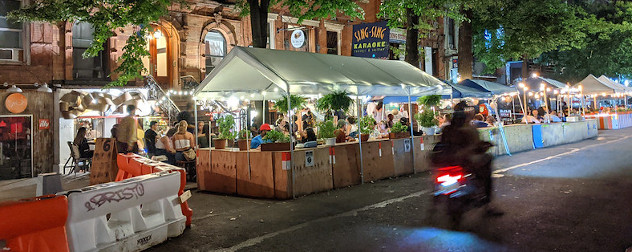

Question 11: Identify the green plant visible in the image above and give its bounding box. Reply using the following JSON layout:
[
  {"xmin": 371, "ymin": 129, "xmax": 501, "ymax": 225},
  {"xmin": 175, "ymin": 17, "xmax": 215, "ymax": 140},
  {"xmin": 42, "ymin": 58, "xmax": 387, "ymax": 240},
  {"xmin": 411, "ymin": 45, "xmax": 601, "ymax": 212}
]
[
  {"xmin": 238, "ymin": 129, "xmax": 251, "ymax": 140},
  {"xmin": 417, "ymin": 95, "xmax": 442, "ymax": 107},
  {"xmin": 274, "ymin": 94, "xmax": 306, "ymax": 114},
  {"xmin": 416, "ymin": 110, "xmax": 438, "ymax": 128},
  {"xmin": 359, "ymin": 116, "xmax": 376, "ymax": 135},
  {"xmin": 262, "ymin": 129, "xmax": 290, "ymax": 143},
  {"xmin": 317, "ymin": 120, "xmax": 336, "ymax": 139},
  {"xmin": 316, "ymin": 91, "xmax": 354, "ymax": 113},
  {"xmin": 390, "ymin": 121, "xmax": 408, "ymax": 133},
  {"xmin": 217, "ymin": 115, "xmax": 237, "ymax": 140}
]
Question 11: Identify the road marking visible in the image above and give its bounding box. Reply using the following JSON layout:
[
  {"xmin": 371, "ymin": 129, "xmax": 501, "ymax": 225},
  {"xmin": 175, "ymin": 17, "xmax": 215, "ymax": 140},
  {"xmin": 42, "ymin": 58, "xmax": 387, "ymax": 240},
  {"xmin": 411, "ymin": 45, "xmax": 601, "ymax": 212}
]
[
  {"xmin": 494, "ymin": 135, "xmax": 631, "ymax": 174},
  {"xmin": 211, "ymin": 189, "xmax": 431, "ymax": 252}
]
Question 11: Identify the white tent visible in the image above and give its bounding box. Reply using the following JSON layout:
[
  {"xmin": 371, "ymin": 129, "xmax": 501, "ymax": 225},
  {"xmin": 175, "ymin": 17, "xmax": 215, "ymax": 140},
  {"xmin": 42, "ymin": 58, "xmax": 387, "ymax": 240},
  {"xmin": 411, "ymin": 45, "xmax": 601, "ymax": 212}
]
[
  {"xmin": 573, "ymin": 74, "xmax": 619, "ymax": 95},
  {"xmin": 194, "ymin": 47, "xmax": 448, "ymax": 99},
  {"xmin": 598, "ymin": 75, "xmax": 631, "ymax": 93}
]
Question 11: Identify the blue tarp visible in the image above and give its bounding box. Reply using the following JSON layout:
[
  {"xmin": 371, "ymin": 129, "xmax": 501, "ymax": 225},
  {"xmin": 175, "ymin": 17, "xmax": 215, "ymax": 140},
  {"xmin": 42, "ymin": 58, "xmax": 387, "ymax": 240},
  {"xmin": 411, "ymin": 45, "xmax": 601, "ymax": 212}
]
[{"xmin": 443, "ymin": 82, "xmax": 493, "ymax": 99}]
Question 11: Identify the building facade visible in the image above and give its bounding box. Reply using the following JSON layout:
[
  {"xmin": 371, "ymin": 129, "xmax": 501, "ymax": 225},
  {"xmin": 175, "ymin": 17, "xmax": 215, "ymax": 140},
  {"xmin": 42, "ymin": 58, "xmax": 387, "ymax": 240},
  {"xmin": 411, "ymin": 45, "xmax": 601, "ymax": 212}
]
[{"xmin": 0, "ymin": 0, "xmax": 458, "ymax": 177}]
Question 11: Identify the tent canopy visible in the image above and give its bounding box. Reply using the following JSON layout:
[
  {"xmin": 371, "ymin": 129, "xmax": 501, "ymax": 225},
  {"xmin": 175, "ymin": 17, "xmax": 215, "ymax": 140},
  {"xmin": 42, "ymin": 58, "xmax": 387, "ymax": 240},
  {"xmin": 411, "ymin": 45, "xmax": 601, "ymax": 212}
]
[
  {"xmin": 520, "ymin": 76, "xmax": 567, "ymax": 92},
  {"xmin": 597, "ymin": 75, "xmax": 630, "ymax": 93},
  {"xmin": 194, "ymin": 47, "xmax": 448, "ymax": 100},
  {"xmin": 444, "ymin": 82, "xmax": 493, "ymax": 99},
  {"xmin": 460, "ymin": 79, "xmax": 515, "ymax": 95},
  {"xmin": 573, "ymin": 74, "xmax": 619, "ymax": 95}
]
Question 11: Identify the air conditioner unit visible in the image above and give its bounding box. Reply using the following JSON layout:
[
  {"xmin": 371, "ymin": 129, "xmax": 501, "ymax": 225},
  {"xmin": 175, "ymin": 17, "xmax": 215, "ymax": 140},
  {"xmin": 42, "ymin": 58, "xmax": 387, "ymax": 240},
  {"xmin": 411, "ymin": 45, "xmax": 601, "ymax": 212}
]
[{"xmin": 0, "ymin": 48, "xmax": 23, "ymax": 61}]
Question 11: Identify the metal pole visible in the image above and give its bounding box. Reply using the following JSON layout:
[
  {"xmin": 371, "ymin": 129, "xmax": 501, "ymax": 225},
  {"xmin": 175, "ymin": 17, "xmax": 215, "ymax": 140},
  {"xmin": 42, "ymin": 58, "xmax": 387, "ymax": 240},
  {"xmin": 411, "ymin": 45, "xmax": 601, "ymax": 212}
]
[
  {"xmin": 407, "ymin": 87, "xmax": 416, "ymax": 174},
  {"xmin": 512, "ymin": 97, "xmax": 516, "ymax": 121},
  {"xmin": 194, "ymin": 99, "xmax": 198, "ymax": 147},
  {"xmin": 524, "ymin": 92, "xmax": 528, "ymax": 124},
  {"xmin": 262, "ymin": 94, "xmax": 266, "ymax": 124},
  {"xmin": 247, "ymin": 99, "xmax": 251, "ymax": 180},
  {"xmin": 356, "ymin": 94, "xmax": 364, "ymax": 184},
  {"xmin": 285, "ymin": 86, "xmax": 295, "ymax": 199}
]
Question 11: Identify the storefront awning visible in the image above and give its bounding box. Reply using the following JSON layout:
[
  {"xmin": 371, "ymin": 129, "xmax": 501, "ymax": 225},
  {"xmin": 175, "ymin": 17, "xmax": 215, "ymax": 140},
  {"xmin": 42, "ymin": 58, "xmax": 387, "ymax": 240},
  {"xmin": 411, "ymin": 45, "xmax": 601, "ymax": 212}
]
[
  {"xmin": 194, "ymin": 47, "xmax": 448, "ymax": 100},
  {"xmin": 459, "ymin": 79, "xmax": 515, "ymax": 95}
]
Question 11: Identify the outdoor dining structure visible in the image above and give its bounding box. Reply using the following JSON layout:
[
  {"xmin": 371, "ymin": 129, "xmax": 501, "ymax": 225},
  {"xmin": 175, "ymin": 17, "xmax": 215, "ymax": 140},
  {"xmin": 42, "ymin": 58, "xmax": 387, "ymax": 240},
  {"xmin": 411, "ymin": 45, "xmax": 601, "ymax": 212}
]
[
  {"xmin": 192, "ymin": 47, "xmax": 447, "ymax": 199},
  {"xmin": 574, "ymin": 74, "xmax": 632, "ymax": 129}
]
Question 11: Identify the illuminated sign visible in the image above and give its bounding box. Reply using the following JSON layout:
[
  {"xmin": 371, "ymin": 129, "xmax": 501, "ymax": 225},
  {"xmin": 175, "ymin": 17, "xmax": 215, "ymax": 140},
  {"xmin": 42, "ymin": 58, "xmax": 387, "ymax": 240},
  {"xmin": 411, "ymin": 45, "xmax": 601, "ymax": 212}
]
[{"xmin": 352, "ymin": 21, "xmax": 390, "ymax": 59}]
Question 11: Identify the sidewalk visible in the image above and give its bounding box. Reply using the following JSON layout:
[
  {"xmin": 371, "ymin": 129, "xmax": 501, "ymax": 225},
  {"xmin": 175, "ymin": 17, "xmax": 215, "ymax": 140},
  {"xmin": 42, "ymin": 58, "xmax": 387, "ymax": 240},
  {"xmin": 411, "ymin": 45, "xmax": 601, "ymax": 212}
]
[{"xmin": 0, "ymin": 173, "xmax": 91, "ymax": 203}]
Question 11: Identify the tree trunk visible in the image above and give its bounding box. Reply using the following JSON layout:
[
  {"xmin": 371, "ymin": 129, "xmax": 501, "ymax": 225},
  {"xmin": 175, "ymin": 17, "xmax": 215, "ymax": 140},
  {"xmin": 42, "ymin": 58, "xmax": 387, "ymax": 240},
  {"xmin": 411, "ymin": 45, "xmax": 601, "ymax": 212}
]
[
  {"xmin": 405, "ymin": 8, "xmax": 420, "ymax": 68},
  {"xmin": 522, "ymin": 54, "xmax": 529, "ymax": 79},
  {"xmin": 458, "ymin": 9, "xmax": 473, "ymax": 80},
  {"xmin": 249, "ymin": 0, "xmax": 269, "ymax": 48}
]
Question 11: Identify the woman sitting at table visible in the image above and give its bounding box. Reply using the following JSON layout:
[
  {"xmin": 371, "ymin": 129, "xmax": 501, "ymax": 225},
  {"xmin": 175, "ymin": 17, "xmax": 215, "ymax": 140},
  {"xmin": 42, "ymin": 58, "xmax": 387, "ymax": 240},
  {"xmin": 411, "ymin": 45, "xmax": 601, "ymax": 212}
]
[
  {"xmin": 346, "ymin": 117, "xmax": 358, "ymax": 138},
  {"xmin": 522, "ymin": 110, "xmax": 542, "ymax": 124},
  {"xmin": 155, "ymin": 130, "xmax": 176, "ymax": 165},
  {"xmin": 334, "ymin": 120, "xmax": 348, "ymax": 143},
  {"xmin": 73, "ymin": 127, "xmax": 94, "ymax": 159},
  {"xmin": 173, "ymin": 120, "xmax": 196, "ymax": 162}
]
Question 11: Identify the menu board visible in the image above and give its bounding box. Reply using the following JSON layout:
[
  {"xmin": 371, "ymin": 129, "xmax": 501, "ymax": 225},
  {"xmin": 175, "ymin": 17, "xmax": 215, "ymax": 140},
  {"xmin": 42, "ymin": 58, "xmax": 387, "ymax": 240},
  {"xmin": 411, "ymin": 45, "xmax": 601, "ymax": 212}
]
[{"xmin": 89, "ymin": 138, "xmax": 118, "ymax": 185}]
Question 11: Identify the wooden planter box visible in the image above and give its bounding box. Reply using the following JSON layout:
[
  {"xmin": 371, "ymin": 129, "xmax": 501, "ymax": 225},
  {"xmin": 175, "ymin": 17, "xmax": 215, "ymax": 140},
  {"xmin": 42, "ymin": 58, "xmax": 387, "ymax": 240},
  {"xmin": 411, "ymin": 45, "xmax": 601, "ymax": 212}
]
[
  {"xmin": 261, "ymin": 142, "xmax": 291, "ymax": 151},
  {"xmin": 237, "ymin": 139, "xmax": 251, "ymax": 151},
  {"xmin": 214, "ymin": 139, "xmax": 227, "ymax": 149},
  {"xmin": 389, "ymin": 132, "xmax": 410, "ymax": 139}
]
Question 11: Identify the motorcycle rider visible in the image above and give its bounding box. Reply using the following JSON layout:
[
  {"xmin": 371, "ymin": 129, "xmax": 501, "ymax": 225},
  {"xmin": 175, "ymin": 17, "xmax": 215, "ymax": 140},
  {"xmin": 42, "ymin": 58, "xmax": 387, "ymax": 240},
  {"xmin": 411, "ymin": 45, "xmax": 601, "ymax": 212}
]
[{"xmin": 435, "ymin": 101, "xmax": 503, "ymax": 216}]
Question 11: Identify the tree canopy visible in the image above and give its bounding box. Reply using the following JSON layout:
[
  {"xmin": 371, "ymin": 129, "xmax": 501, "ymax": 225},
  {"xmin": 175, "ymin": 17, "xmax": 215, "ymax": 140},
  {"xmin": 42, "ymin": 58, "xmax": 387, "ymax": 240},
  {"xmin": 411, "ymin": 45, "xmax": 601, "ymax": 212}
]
[
  {"xmin": 236, "ymin": 0, "xmax": 364, "ymax": 48},
  {"xmin": 9, "ymin": 0, "xmax": 185, "ymax": 86},
  {"xmin": 538, "ymin": 1, "xmax": 632, "ymax": 82},
  {"xmin": 471, "ymin": 0, "xmax": 615, "ymax": 76}
]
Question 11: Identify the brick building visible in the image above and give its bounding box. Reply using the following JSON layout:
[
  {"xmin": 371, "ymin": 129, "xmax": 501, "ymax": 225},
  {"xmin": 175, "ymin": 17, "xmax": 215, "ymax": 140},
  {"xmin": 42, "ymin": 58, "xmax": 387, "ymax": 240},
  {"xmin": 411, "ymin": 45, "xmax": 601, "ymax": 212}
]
[{"xmin": 0, "ymin": 0, "xmax": 457, "ymax": 177}]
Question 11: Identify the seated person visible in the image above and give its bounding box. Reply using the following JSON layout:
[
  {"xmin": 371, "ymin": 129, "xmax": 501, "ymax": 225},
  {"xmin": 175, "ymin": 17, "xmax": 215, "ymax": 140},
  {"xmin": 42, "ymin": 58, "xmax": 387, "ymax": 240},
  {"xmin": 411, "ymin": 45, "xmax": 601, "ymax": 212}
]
[
  {"xmin": 155, "ymin": 130, "xmax": 176, "ymax": 165},
  {"xmin": 299, "ymin": 128, "xmax": 318, "ymax": 148},
  {"xmin": 346, "ymin": 117, "xmax": 358, "ymax": 138},
  {"xmin": 334, "ymin": 121, "xmax": 347, "ymax": 143},
  {"xmin": 486, "ymin": 115, "xmax": 497, "ymax": 126},
  {"xmin": 471, "ymin": 114, "xmax": 490, "ymax": 128},
  {"xmin": 251, "ymin": 124, "xmax": 272, "ymax": 149},
  {"xmin": 546, "ymin": 110, "xmax": 562, "ymax": 122},
  {"xmin": 74, "ymin": 127, "xmax": 94, "ymax": 159},
  {"xmin": 522, "ymin": 110, "xmax": 542, "ymax": 124}
]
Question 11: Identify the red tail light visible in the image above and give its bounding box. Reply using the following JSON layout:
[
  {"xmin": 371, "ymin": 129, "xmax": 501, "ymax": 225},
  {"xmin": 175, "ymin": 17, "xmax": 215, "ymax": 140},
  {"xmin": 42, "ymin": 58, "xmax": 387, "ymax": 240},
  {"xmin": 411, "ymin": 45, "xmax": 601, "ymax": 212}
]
[{"xmin": 435, "ymin": 166, "xmax": 465, "ymax": 185}]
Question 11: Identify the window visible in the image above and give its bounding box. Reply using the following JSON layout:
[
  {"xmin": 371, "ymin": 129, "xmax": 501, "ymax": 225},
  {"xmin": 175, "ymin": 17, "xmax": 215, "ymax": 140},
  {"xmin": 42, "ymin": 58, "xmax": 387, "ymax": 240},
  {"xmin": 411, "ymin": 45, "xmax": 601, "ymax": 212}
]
[
  {"xmin": 447, "ymin": 18, "xmax": 456, "ymax": 50},
  {"xmin": 0, "ymin": 0, "xmax": 23, "ymax": 61},
  {"xmin": 204, "ymin": 30, "xmax": 226, "ymax": 75},
  {"xmin": 72, "ymin": 22, "xmax": 107, "ymax": 80},
  {"xmin": 326, "ymin": 31, "xmax": 338, "ymax": 55}
]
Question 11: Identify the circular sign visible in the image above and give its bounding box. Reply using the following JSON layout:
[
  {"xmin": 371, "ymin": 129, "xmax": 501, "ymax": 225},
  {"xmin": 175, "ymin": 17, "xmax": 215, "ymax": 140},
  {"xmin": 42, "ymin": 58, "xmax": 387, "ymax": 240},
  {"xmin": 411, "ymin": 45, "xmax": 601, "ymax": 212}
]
[
  {"xmin": 5, "ymin": 93, "xmax": 27, "ymax": 114},
  {"xmin": 291, "ymin": 30, "xmax": 305, "ymax": 48}
]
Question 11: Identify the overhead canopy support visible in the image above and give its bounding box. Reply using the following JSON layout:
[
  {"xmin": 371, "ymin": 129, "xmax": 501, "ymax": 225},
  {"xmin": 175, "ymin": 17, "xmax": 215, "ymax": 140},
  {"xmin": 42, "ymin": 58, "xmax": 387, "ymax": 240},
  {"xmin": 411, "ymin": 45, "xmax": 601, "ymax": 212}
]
[{"xmin": 194, "ymin": 47, "xmax": 448, "ymax": 100}]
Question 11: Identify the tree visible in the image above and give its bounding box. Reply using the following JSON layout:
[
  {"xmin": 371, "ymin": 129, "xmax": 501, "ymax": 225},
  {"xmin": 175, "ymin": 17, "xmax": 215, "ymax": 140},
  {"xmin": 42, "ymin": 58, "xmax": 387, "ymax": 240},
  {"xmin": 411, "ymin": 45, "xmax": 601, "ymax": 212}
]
[
  {"xmin": 9, "ymin": 0, "xmax": 185, "ymax": 86},
  {"xmin": 379, "ymin": 0, "xmax": 463, "ymax": 67},
  {"xmin": 236, "ymin": 0, "xmax": 364, "ymax": 48},
  {"xmin": 457, "ymin": 0, "xmax": 501, "ymax": 80},
  {"xmin": 538, "ymin": 1, "xmax": 632, "ymax": 82},
  {"xmin": 471, "ymin": 0, "xmax": 605, "ymax": 79}
]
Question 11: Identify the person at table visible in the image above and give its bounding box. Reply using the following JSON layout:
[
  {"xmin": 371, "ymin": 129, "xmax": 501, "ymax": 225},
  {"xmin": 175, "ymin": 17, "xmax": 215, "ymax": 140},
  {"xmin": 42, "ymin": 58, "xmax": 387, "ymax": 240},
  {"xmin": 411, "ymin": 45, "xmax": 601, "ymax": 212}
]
[
  {"xmin": 173, "ymin": 120, "xmax": 196, "ymax": 162},
  {"xmin": 251, "ymin": 124, "xmax": 272, "ymax": 149},
  {"xmin": 546, "ymin": 110, "xmax": 562, "ymax": 123},
  {"xmin": 197, "ymin": 121, "xmax": 210, "ymax": 148},
  {"xmin": 346, "ymin": 117, "xmax": 358, "ymax": 138},
  {"xmin": 471, "ymin": 114, "xmax": 490, "ymax": 128},
  {"xmin": 155, "ymin": 129, "xmax": 176, "ymax": 165},
  {"xmin": 386, "ymin": 114, "xmax": 395, "ymax": 129},
  {"xmin": 522, "ymin": 110, "xmax": 542, "ymax": 124},
  {"xmin": 144, "ymin": 121, "xmax": 158, "ymax": 157},
  {"xmin": 334, "ymin": 120, "xmax": 347, "ymax": 143},
  {"xmin": 116, "ymin": 105, "xmax": 138, "ymax": 153},
  {"xmin": 298, "ymin": 127, "xmax": 317, "ymax": 145},
  {"xmin": 73, "ymin": 127, "xmax": 93, "ymax": 158}
]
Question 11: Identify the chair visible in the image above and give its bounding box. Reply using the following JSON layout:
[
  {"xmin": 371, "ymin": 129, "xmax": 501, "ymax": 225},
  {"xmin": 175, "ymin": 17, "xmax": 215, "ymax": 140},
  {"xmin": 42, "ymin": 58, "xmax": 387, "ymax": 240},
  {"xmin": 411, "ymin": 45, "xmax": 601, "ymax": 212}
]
[{"xmin": 63, "ymin": 142, "xmax": 91, "ymax": 174}]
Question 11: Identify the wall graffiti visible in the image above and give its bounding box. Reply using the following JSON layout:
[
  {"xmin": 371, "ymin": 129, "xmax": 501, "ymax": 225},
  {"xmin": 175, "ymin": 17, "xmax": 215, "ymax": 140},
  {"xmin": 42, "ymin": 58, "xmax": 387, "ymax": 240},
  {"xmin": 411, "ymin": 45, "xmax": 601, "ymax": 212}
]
[{"xmin": 84, "ymin": 183, "xmax": 145, "ymax": 211}]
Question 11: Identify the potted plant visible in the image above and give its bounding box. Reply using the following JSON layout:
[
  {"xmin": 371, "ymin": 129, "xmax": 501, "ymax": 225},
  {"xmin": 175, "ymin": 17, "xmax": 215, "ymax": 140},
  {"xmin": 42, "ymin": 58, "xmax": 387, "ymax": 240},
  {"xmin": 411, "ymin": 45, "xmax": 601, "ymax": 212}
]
[
  {"xmin": 417, "ymin": 95, "xmax": 441, "ymax": 108},
  {"xmin": 358, "ymin": 116, "xmax": 375, "ymax": 142},
  {"xmin": 389, "ymin": 121, "xmax": 410, "ymax": 139},
  {"xmin": 316, "ymin": 90, "xmax": 354, "ymax": 114},
  {"xmin": 416, "ymin": 109, "xmax": 438, "ymax": 135},
  {"xmin": 261, "ymin": 129, "xmax": 291, "ymax": 151},
  {"xmin": 215, "ymin": 115, "xmax": 237, "ymax": 149},
  {"xmin": 317, "ymin": 120, "xmax": 336, "ymax": 146},
  {"xmin": 237, "ymin": 129, "xmax": 251, "ymax": 151},
  {"xmin": 274, "ymin": 94, "xmax": 306, "ymax": 114}
]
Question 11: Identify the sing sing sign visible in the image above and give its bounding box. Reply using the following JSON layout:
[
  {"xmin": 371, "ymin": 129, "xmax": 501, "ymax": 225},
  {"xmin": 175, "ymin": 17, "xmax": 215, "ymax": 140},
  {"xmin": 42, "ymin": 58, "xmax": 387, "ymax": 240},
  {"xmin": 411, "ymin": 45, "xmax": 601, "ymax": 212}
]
[{"xmin": 352, "ymin": 21, "xmax": 390, "ymax": 59}]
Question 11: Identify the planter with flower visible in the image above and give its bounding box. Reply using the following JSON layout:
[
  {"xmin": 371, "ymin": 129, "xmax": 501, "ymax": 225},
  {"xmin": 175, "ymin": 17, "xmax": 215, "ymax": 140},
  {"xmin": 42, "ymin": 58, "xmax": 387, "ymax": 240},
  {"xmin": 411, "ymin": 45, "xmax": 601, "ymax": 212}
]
[
  {"xmin": 261, "ymin": 129, "xmax": 292, "ymax": 151},
  {"xmin": 317, "ymin": 120, "xmax": 336, "ymax": 146},
  {"xmin": 215, "ymin": 115, "xmax": 237, "ymax": 149},
  {"xmin": 237, "ymin": 129, "xmax": 251, "ymax": 151},
  {"xmin": 358, "ymin": 116, "xmax": 375, "ymax": 142},
  {"xmin": 389, "ymin": 121, "xmax": 410, "ymax": 139}
]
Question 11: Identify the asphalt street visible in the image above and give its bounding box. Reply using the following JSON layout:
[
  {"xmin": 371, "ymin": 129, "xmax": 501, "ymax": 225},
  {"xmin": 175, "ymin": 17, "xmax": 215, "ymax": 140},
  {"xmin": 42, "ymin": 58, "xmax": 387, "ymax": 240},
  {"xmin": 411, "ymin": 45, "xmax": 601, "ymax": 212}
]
[{"xmin": 150, "ymin": 127, "xmax": 632, "ymax": 252}]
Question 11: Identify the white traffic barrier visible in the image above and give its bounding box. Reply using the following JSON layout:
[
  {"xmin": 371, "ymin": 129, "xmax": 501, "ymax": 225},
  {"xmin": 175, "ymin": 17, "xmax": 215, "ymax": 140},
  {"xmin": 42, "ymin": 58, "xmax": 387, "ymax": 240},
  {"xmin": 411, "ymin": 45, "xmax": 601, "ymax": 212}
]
[{"xmin": 62, "ymin": 172, "xmax": 186, "ymax": 252}]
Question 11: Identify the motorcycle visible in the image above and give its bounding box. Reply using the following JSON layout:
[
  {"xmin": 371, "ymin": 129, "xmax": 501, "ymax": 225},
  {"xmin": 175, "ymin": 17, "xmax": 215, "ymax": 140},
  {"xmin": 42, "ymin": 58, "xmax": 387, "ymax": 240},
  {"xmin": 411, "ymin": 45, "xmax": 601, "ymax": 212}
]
[{"xmin": 430, "ymin": 142, "xmax": 493, "ymax": 227}]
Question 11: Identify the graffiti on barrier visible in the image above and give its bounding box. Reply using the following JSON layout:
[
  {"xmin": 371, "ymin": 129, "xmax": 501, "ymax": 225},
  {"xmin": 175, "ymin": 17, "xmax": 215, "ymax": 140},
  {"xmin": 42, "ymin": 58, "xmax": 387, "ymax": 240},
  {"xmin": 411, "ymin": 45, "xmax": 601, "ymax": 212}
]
[{"xmin": 84, "ymin": 183, "xmax": 145, "ymax": 211}]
